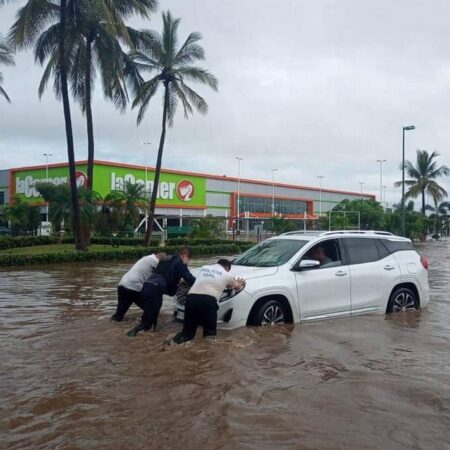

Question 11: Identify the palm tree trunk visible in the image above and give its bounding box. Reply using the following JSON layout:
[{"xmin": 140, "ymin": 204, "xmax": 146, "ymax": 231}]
[
  {"xmin": 421, "ymin": 189, "xmax": 426, "ymax": 215},
  {"xmin": 85, "ymin": 34, "xmax": 94, "ymax": 192},
  {"xmin": 59, "ymin": 0, "xmax": 86, "ymax": 251},
  {"xmin": 84, "ymin": 34, "xmax": 94, "ymax": 246},
  {"xmin": 144, "ymin": 81, "xmax": 169, "ymax": 247}
]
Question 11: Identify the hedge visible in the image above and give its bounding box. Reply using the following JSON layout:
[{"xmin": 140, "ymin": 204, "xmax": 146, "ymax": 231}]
[
  {"xmin": 0, "ymin": 242, "xmax": 254, "ymax": 267},
  {"xmin": 0, "ymin": 235, "xmax": 253, "ymax": 250}
]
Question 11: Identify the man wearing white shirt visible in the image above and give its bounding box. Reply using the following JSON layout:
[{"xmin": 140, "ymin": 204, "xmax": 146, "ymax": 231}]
[
  {"xmin": 170, "ymin": 259, "xmax": 246, "ymax": 344},
  {"xmin": 111, "ymin": 252, "xmax": 165, "ymax": 322}
]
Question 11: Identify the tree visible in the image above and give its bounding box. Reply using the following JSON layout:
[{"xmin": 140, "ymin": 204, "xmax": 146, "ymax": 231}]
[
  {"xmin": 35, "ymin": 182, "xmax": 71, "ymax": 232},
  {"xmin": 35, "ymin": 0, "xmax": 157, "ymax": 192},
  {"xmin": 131, "ymin": 11, "xmax": 218, "ymax": 246},
  {"xmin": 268, "ymin": 216, "xmax": 298, "ymax": 235},
  {"xmin": 385, "ymin": 201, "xmax": 428, "ymax": 240},
  {"xmin": 5, "ymin": 196, "xmax": 41, "ymax": 235},
  {"xmin": 0, "ymin": 35, "xmax": 14, "ymax": 102},
  {"xmin": 189, "ymin": 215, "xmax": 225, "ymax": 239},
  {"xmin": 395, "ymin": 150, "xmax": 449, "ymax": 215},
  {"xmin": 331, "ymin": 199, "xmax": 386, "ymax": 230},
  {"xmin": 35, "ymin": 182, "xmax": 102, "ymax": 235},
  {"xmin": 425, "ymin": 199, "xmax": 450, "ymax": 237},
  {"xmin": 10, "ymin": 0, "xmax": 87, "ymax": 250},
  {"xmin": 104, "ymin": 181, "xmax": 147, "ymax": 235}
]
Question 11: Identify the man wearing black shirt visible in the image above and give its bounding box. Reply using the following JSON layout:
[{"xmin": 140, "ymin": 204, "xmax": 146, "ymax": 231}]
[{"xmin": 127, "ymin": 247, "xmax": 196, "ymax": 336}]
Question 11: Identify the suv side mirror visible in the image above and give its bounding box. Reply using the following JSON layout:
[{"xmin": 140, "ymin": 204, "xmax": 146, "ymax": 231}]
[{"xmin": 294, "ymin": 259, "xmax": 320, "ymax": 271}]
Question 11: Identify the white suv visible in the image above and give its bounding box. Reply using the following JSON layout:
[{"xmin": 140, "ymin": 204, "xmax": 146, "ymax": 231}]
[{"xmin": 174, "ymin": 231, "xmax": 430, "ymax": 329}]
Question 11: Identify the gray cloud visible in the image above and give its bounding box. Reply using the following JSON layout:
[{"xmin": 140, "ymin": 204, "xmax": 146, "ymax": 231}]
[{"xmin": 1, "ymin": 0, "xmax": 449, "ymax": 206}]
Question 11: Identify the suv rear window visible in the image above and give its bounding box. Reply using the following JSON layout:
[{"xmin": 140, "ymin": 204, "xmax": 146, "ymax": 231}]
[
  {"xmin": 344, "ymin": 238, "xmax": 379, "ymax": 265},
  {"xmin": 381, "ymin": 239, "xmax": 414, "ymax": 253}
]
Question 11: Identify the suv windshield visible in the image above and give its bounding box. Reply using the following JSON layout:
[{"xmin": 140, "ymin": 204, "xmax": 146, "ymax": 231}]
[{"xmin": 234, "ymin": 238, "xmax": 308, "ymax": 267}]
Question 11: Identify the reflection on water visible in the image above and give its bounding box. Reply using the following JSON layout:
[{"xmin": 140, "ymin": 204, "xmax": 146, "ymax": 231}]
[{"xmin": 1, "ymin": 244, "xmax": 450, "ymax": 449}]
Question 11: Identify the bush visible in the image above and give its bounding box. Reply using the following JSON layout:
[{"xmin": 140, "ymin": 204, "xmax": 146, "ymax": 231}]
[
  {"xmin": 0, "ymin": 242, "xmax": 254, "ymax": 267},
  {"xmin": 0, "ymin": 235, "xmax": 249, "ymax": 250}
]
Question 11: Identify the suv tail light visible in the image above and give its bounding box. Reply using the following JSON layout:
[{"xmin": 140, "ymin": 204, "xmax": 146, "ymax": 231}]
[{"xmin": 420, "ymin": 256, "xmax": 429, "ymax": 270}]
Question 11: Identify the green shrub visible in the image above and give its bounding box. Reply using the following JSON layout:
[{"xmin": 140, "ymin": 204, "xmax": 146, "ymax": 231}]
[{"xmin": 0, "ymin": 242, "xmax": 254, "ymax": 267}]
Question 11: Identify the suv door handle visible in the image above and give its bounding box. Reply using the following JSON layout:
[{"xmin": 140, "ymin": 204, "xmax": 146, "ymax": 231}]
[
  {"xmin": 335, "ymin": 270, "xmax": 348, "ymax": 277},
  {"xmin": 384, "ymin": 265, "xmax": 395, "ymax": 271}
]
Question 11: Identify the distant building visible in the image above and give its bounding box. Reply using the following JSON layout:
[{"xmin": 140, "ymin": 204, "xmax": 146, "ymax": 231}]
[{"xmin": 0, "ymin": 160, "xmax": 374, "ymax": 231}]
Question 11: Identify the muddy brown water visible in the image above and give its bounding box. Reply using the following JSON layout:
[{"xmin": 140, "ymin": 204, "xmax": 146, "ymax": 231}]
[{"xmin": 1, "ymin": 243, "xmax": 449, "ymax": 450}]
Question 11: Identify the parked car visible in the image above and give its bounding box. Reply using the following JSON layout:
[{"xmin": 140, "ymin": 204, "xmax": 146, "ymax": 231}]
[{"xmin": 174, "ymin": 230, "xmax": 430, "ymax": 329}]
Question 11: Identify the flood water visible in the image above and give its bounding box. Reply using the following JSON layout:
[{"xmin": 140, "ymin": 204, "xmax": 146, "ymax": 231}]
[{"xmin": 1, "ymin": 242, "xmax": 449, "ymax": 450}]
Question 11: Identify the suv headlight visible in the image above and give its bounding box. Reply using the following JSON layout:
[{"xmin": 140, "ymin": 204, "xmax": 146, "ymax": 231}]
[{"xmin": 219, "ymin": 287, "xmax": 241, "ymax": 303}]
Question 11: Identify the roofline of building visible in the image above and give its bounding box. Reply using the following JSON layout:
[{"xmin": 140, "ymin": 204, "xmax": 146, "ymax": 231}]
[{"xmin": 8, "ymin": 159, "xmax": 376, "ymax": 199}]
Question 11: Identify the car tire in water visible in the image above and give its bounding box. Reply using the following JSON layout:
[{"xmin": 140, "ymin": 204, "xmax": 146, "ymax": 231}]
[
  {"xmin": 386, "ymin": 287, "xmax": 419, "ymax": 313},
  {"xmin": 254, "ymin": 299, "xmax": 288, "ymax": 326}
]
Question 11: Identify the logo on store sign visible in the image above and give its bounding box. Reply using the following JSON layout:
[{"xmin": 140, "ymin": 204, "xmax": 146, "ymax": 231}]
[
  {"xmin": 176, "ymin": 180, "xmax": 195, "ymax": 202},
  {"xmin": 74, "ymin": 171, "xmax": 87, "ymax": 188}
]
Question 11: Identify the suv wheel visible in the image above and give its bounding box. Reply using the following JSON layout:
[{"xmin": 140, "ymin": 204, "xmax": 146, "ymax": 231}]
[
  {"xmin": 387, "ymin": 287, "xmax": 419, "ymax": 313},
  {"xmin": 254, "ymin": 299, "xmax": 287, "ymax": 326}
]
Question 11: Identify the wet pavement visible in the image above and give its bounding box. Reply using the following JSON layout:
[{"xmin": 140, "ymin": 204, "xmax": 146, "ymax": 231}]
[{"xmin": 1, "ymin": 242, "xmax": 449, "ymax": 449}]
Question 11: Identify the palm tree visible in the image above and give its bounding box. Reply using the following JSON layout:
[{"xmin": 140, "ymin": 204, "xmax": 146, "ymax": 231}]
[
  {"xmin": 35, "ymin": 0, "xmax": 157, "ymax": 192},
  {"xmin": 131, "ymin": 11, "xmax": 218, "ymax": 246},
  {"xmin": 104, "ymin": 181, "xmax": 147, "ymax": 234},
  {"xmin": 425, "ymin": 199, "xmax": 450, "ymax": 236},
  {"xmin": 395, "ymin": 150, "xmax": 450, "ymax": 215},
  {"xmin": 0, "ymin": 36, "xmax": 14, "ymax": 102},
  {"xmin": 10, "ymin": 0, "xmax": 87, "ymax": 250}
]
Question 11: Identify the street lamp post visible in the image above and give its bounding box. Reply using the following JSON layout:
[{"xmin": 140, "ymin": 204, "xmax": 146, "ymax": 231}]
[
  {"xmin": 235, "ymin": 157, "xmax": 243, "ymax": 230},
  {"xmin": 402, "ymin": 125, "xmax": 415, "ymax": 236},
  {"xmin": 317, "ymin": 175, "xmax": 324, "ymax": 216},
  {"xmin": 43, "ymin": 153, "xmax": 52, "ymax": 222},
  {"xmin": 376, "ymin": 159, "xmax": 386, "ymax": 206},
  {"xmin": 271, "ymin": 168, "xmax": 278, "ymax": 215},
  {"xmin": 382, "ymin": 185, "xmax": 388, "ymax": 208},
  {"xmin": 359, "ymin": 182, "xmax": 365, "ymax": 199}
]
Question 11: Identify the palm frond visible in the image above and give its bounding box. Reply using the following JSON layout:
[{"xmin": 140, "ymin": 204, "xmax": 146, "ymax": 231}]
[
  {"xmin": 166, "ymin": 86, "xmax": 178, "ymax": 126},
  {"xmin": 133, "ymin": 75, "xmax": 159, "ymax": 124},
  {"xmin": 162, "ymin": 10, "xmax": 180, "ymax": 63},
  {"xmin": 0, "ymin": 37, "xmax": 15, "ymax": 65},
  {"xmin": 9, "ymin": 0, "xmax": 59, "ymax": 50},
  {"xmin": 0, "ymin": 82, "xmax": 11, "ymax": 102},
  {"xmin": 177, "ymin": 78, "xmax": 208, "ymax": 114},
  {"xmin": 177, "ymin": 66, "xmax": 218, "ymax": 91},
  {"xmin": 171, "ymin": 79, "xmax": 193, "ymax": 119}
]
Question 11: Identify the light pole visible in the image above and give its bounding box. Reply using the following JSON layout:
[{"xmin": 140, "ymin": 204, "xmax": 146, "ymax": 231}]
[
  {"xmin": 271, "ymin": 168, "xmax": 278, "ymax": 215},
  {"xmin": 359, "ymin": 182, "xmax": 365, "ymax": 199},
  {"xmin": 382, "ymin": 185, "xmax": 388, "ymax": 208},
  {"xmin": 376, "ymin": 159, "xmax": 386, "ymax": 205},
  {"xmin": 402, "ymin": 125, "xmax": 415, "ymax": 236},
  {"xmin": 317, "ymin": 175, "xmax": 324, "ymax": 216},
  {"xmin": 43, "ymin": 153, "xmax": 52, "ymax": 222},
  {"xmin": 235, "ymin": 157, "xmax": 243, "ymax": 230}
]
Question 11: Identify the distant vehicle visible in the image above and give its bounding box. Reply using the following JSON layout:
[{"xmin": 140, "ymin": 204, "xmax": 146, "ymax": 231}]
[
  {"xmin": 0, "ymin": 226, "xmax": 12, "ymax": 236},
  {"xmin": 174, "ymin": 230, "xmax": 430, "ymax": 329}
]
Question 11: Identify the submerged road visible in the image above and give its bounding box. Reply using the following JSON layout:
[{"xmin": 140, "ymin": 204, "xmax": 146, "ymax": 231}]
[{"xmin": 1, "ymin": 242, "xmax": 449, "ymax": 449}]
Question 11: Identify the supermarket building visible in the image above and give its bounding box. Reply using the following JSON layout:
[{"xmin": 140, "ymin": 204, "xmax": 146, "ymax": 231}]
[{"xmin": 0, "ymin": 160, "xmax": 374, "ymax": 230}]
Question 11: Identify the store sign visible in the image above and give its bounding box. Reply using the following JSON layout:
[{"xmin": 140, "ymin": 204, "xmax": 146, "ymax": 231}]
[
  {"xmin": 12, "ymin": 163, "xmax": 206, "ymax": 207},
  {"xmin": 14, "ymin": 169, "xmax": 88, "ymax": 199},
  {"xmin": 109, "ymin": 171, "xmax": 202, "ymax": 204},
  {"xmin": 16, "ymin": 174, "xmax": 69, "ymax": 198}
]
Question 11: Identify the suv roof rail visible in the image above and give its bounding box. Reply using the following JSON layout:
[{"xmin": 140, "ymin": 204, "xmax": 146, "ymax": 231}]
[
  {"xmin": 319, "ymin": 230, "xmax": 394, "ymax": 236},
  {"xmin": 281, "ymin": 231, "xmax": 322, "ymax": 236}
]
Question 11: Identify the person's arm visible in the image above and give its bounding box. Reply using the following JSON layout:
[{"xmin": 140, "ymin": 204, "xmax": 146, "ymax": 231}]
[{"xmin": 179, "ymin": 263, "xmax": 196, "ymax": 286}]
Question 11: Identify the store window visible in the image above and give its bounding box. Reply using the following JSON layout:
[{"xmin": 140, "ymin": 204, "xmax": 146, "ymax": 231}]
[{"xmin": 239, "ymin": 196, "xmax": 307, "ymax": 215}]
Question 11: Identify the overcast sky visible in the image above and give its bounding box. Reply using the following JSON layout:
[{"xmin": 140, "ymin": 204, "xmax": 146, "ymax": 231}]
[{"xmin": 1, "ymin": 0, "xmax": 450, "ymax": 206}]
